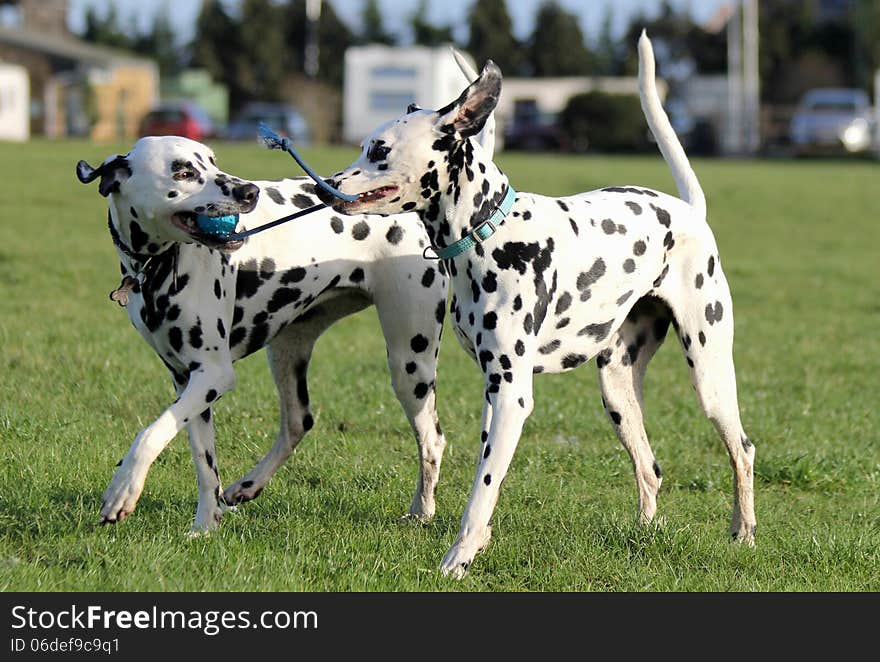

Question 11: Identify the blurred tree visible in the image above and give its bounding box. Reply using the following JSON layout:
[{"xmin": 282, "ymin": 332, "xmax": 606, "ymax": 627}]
[
  {"xmin": 81, "ymin": 4, "xmax": 131, "ymax": 50},
  {"xmin": 132, "ymin": 3, "xmax": 179, "ymax": 77},
  {"xmin": 527, "ymin": 1, "xmax": 594, "ymax": 76},
  {"xmin": 620, "ymin": 1, "xmax": 724, "ymax": 78},
  {"xmin": 593, "ymin": 6, "xmax": 620, "ymax": 75},
  {"xmin": 282, "ymin": 0, "xmax": 355, "ymax": 88},
  {"xmin": 410, "ymin": 0, "xmax": 454, "ymax": 47},
  {"xmin": 361, "ymin": 0, "xmax": 396, "ymax": 45},
  {"xmin": 466, "ymin": 0, "xmax": 523, "ymax": 76},
  {"xmin": 236, "ymin": 0, "xmax": 287, "ymax": 103},
  {"xmin": 191, "ymin": 0, "xmax": 246, "ymax": 108},
  {"xmin": 850, "ymin": 0, "xmax": 880, "ymax": 91}
]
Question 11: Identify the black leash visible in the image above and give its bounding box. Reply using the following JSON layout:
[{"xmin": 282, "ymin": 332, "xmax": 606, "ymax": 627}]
[{"xmin": 225, "ymin": 203, "xmax": 326, "ymax": 241}]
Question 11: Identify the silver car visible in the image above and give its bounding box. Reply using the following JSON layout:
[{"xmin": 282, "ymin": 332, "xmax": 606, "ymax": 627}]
[{"xmin": 790, "ymin": 88, "xmax": 875, "ymax": 155}]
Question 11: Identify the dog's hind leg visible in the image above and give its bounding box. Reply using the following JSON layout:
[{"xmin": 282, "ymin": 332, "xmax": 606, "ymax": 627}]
[
  {"xmin": 222, "ymin": 332, "xmax": 315, "ymax": 507},
  {"xmin": 222, "ymin": 294, "xmax": 369, "ymax": 506},
  {"xmin": 596, "ymin": 296, "xmax": 671, "ymax": 525},
  {"xmin": 373, "ymin": 264, "xmax": 448, "ymax": 522},
  {"xmin": 661, "ymin": 262, "xmax": 756, "ymax": 543}
]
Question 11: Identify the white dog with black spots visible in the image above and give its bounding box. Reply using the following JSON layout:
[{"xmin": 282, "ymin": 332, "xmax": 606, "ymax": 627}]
[
  {"xmin": 322, "ymin": 32, "xmax": 756, "ymax": 578},
  {"xmin": 75, "ymin": 52, "xmax": 495, "ymax": 533}
]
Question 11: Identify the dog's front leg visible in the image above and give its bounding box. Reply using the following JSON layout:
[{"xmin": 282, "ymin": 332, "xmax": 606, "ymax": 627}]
[
  {"xmin": 441, "ymin": 371, "xmax": 535, "ymax": 579},
  {"xmin": 100, "ymin": 366, "xmax": 236, "ymax": 525}
]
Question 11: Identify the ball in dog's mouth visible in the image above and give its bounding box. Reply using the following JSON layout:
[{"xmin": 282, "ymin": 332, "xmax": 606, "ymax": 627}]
[{"xmin": 172, "ymin": 211, "xmax": 244, "ymax": 250}]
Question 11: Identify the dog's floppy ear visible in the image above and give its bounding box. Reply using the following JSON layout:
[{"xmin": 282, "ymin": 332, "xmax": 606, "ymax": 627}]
[
  {"xmin": 436, "ymin": 60, "xmax": 502, "ymax": 138},
  {"xmin": 76, "ymin": 155, "xmax": 132, "ymax": 197}
]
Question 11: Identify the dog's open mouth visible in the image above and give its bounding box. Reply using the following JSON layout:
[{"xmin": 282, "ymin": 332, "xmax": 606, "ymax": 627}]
[
  {"xmin": 171, "ymin": 211, "xmax": 245, "ymax": 251},
  {"xmin": 334, "ymin": 185, "xmax": 399, "ymax": 209}
]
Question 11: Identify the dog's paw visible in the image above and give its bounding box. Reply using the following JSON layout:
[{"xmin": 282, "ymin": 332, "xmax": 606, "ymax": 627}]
[
  {"xmin": 99, "ymin": 465, "xmax": 145, "ymax": 525},
  {"xmin": 190, "ymin": 503, "xmax": 224, "ymax": 535},
  {"xmin": 399, "ymin": 512, "xmax": 432, "ymax": 525},
  {"xmin": 439, "ymin": 526, "xmax": 492, "ymax": 579},
  {"xmin": 731, "ymin": 522, "xmax": 757, "ymax": 546},
  {"xmin": 222, "ymin": 479, "xmax": 264, "ymax": 506}
]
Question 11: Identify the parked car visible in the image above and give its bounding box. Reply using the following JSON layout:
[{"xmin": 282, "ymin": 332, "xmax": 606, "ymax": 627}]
[
  {"xmin": 789, "ymin": 88, "xmax": 875, "ymax": 155},
  {"xmin": 139, "ymin": 101, "xmax": 216, "ymax": 141},
  {"xmin": 226, "ymin": 102, "xmax": 311, "ymax": 144}
]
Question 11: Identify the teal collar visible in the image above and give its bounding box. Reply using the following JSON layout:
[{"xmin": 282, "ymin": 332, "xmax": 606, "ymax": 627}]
[{"xmin": 426, "ymin": 185, "xmax": 516, "ymax": 260}]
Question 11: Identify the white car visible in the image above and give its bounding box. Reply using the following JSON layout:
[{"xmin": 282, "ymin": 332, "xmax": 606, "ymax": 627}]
[{"xmin": 790, "ymin": 88, "xmax": 875, "ymax": 155}]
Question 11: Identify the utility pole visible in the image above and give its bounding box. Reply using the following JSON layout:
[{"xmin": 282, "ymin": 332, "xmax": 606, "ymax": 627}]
[
  {"xmin": 305, "ymin": 0, "xmax": 322, "ymax": 78},
  {"xmin": 742, "ymin": 0, "xmax": 760, "ymax": 154},
  {"xmin": 726, "ymin": 2, "xmax": 743, "ymax": 154},
  {"xmin": 726, "ymin": 0, "xmax": 760, "ymax": 155}
]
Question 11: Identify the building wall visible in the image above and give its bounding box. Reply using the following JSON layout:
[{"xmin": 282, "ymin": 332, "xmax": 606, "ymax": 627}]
[
  {"xmin": 88, "ymin": 64, "xmax": 158, "ymax": 141},
  {"xmin": 0, "ymin": 63, "xmax": 29, "ymax": 140}
]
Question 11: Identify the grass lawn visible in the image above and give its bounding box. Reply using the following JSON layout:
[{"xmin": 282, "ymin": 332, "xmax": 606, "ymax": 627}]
[{"xmin": 1, "ymin": 139, "xmax": 878, "ymax": 591}]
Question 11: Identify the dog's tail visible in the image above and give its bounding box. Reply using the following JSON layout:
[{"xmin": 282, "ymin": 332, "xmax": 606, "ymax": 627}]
[{"xmin": 638, "ymin": 30, "xmax": 706, "ymax": 220}]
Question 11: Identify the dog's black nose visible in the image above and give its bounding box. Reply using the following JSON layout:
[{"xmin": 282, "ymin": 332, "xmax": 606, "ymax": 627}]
[{"xmin": 233, "ymin": 183, "xmax": 260, "ymax": 205}]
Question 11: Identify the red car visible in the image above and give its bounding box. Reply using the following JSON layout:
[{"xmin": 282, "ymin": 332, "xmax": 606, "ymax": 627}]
[{"xmin": 139, "ymin": 102, "xmax": 215, "ymax": 141}]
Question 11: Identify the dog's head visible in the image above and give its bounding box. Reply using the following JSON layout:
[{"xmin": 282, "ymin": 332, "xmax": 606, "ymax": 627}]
[
  {"xmin": 321, "ymin": 61, "xmax": 502, "ymax": 217},
  {"xmin": 77, "ymin": 136, "xmax": 259, "ymax": 252}
]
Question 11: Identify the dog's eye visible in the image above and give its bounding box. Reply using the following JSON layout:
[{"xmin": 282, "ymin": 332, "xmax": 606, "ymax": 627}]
[
  {"xmin": 366, "ymin": 141, "xmax": 391, "ymax": 163},
  {"xmin": 173, "ymin": 170, "xmax": 196, "ymax": 181}
]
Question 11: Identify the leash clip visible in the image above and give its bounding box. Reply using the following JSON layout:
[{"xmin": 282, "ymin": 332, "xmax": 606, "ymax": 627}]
[{"xmin": 422, "ymin": 245, "xmax": 441, "ymax": 260}]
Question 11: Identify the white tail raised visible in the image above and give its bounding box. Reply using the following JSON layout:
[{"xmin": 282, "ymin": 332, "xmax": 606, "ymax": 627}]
[{"xmin": 638, "ymin": 30, "xmax": 706, "ymax": 220}]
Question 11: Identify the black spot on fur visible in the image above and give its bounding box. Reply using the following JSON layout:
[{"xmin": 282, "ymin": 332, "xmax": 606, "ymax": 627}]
[
  {"xmin": 265, "ymin": 187, "xmax": 285, "ymax": 205},
  {"xmin": 292, "ymin": 194, "xmax": 314, "ymax": 209},
  {"xmin": 578, "ymin": 320, "xmax": 614, "ymax": 341},
  {"xmin": 330, "ymin": 217, "xmax": 344, "ymax": 233},
  {"xmin": 625, "ymin": 201, "xmax": 642, "ymax": 215},
  {"xmin": 539, "ymin": 340, "xmax": 560, "ymax": 354},
  {"xmin": 707, "ymin": 256, "xmax": 715, "ymax": 277},
  {"xmin": 268, "ymin": 287, "xmax": 302, "ymax": 313},
  {"xmin": 483, "ymin": 312, "xmax": 497, "ymax": 330},
  {"xmin": 705, "ymin": 301, "xmax": 724, "ymax": 325},
  {"xmin": 482, "ymin": 271, "xmax": 497, "ymax": 292},
  {"xmin": 562, "ymin": 353, "xmax": 587, "ymax": 369},
  {"xmin": 653, "ymin": 264, "xmax": 670, "ymax": 288},
  {"xmin": 698, "ymin": 331, "xmax": 706, "ymax": 346},
  {"xmin": 386, "ymin": 225, "xmax": 404, "ymax": 244},
  {"xmin": 411, "ymin": 334, "xmax": 429, "ymax": 353},
  {"xmin": 695, "ymin": 273, "xmax": 704, "ymax": 289},
  {"xmin": 514, "ymin": 340, "xmax": 525, "ymax": 356},
  {"xmin": 609, "ymin": 411, "xmax": 622, "ymax": 425},
  {"xmin": 351, "ymin": 221, "xmax": 370, "ymax": 240},
  {"xmin": 206, "ymin": 389, "xmax": 218, "ymax": 403},
  {"xmin": 414, "ymin": 382, "xmax": 429, "ymax": 399},
  {"xmin": 421, "ymin": 267, "xmax": 435, "ymax": 287},
  {"xmin": 168, "ymin": 326, "xmax": 183, "ymax": 352},
  {"xmin": 651, "ymin": 204, "xmax": 671, "ymax": 227},
  {"xmin": 281, "ymin": 267, "xmax": 307, "ymax": 284},
  {"xmin": 189, "ymin": 323, "xmax": 203, "ymax": 349},
  {"xmin": 633, "ymin": 240, "xmax": 646, "ymax": 256},
  {"xmin": 483, "ymin": 474, "xmax": 492, "ymax": 485},
  {"xmin": 491, "ymin": 241, "xmax": 540, "ymax": 275},
  {"xmin": 623, "ymin": 258, "xmax": 635, "ymax": 273},
  {"xmin": 350, "ymin": 267, "xmax": 365, "ymax": 283},
  {"xmin": 555, "ymin": 292, "xmax": 572, "ymax": 315}
]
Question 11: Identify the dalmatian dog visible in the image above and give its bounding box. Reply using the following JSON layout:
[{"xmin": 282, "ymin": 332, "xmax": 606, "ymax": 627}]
[
  {"xmin": 321, "ymin": 32, "xmax": 756, "ymax": 578},
  {"xmin": 75, "ymin": 51, "xmax": 493, "ymax": 535}
]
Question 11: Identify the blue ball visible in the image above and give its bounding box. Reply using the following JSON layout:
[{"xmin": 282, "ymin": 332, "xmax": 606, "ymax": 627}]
[{"xmin": 196, "ymin": 213, "xmax": 239, "ymax": 237}]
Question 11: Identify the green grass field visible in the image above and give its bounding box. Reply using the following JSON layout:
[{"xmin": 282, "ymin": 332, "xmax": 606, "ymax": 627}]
[{"xmin": 1, "ymin": 139, "xmax": 878, "ymax": 591}]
